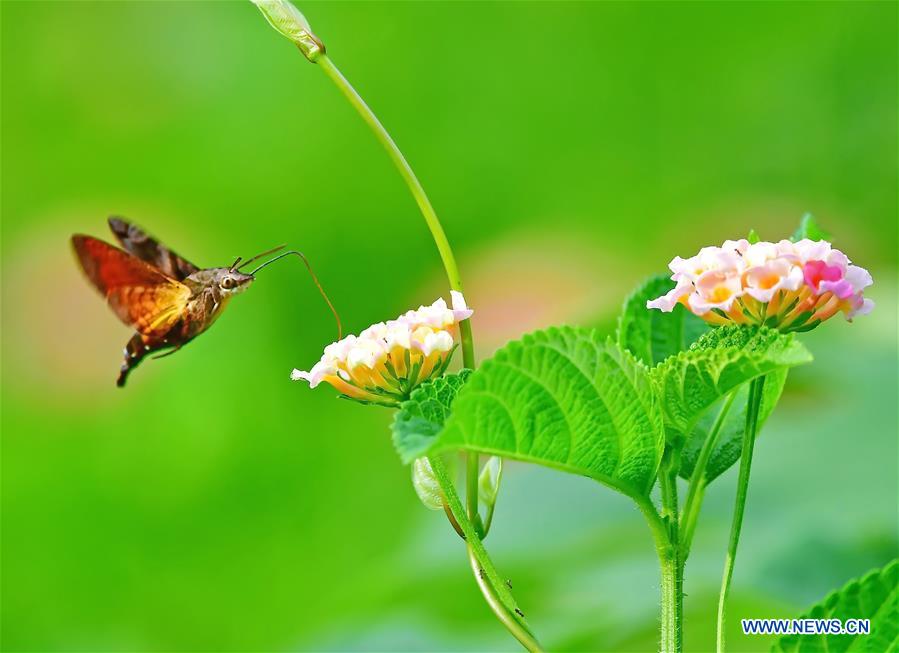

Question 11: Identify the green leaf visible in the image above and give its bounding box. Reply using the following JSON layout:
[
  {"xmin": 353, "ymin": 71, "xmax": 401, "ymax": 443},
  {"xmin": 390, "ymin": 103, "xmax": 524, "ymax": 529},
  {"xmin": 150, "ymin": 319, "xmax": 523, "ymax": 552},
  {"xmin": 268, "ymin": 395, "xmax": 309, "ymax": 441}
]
[
  {"xmin": 748, "ymin": 228, "xmax": 761, "ymax": 244},
  {"xmin": 653, "ymin": 326, "xmax": 812, "ymax": 450},
  {"xmin": 428, "ymin": 327, "xmax": 665, "ymax": 498},
  {"xmin": 679, "ymin": 368, "xmax": 787, "ymax": 482},
  {"xmin": 791, "ymin": 213, "xmax": 832, "ymax": 242},
  {"xmin": 392, "ymin": 370, "xmax": 472, "ymax": 464},
  {"xmin": 617, "ymin": 274, "xmax": 710, "ymax": 367},
  {"xmin": 772, "ymin": 559, "xmax": 898, "ymax": 652}
]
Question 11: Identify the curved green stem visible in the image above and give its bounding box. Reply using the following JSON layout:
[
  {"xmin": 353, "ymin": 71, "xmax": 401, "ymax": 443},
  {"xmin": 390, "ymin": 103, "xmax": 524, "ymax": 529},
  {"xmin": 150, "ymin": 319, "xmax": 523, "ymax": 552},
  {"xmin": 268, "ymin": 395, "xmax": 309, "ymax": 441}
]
[
  {"xmin": 315, "ymin": 54, "xmax": 476, "ymax": 365},
  {"xmin": 716, "ymin": 376, "xmax": 766, "ymax": 653},
  {"xmin": 680, "ymin": 390, "xmax": 739, "ymax": 559},
  {"xmin": 430, "ymin": 456, "xmax": 543, "ymax": 653}
]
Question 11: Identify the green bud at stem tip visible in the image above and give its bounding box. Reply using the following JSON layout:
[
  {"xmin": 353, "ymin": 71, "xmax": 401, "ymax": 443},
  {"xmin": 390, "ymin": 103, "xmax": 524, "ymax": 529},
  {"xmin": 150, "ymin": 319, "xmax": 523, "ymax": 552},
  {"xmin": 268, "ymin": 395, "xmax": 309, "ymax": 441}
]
[{"xmin": 250, "ymin": 0, "xmax": 325, "ymax": 62}]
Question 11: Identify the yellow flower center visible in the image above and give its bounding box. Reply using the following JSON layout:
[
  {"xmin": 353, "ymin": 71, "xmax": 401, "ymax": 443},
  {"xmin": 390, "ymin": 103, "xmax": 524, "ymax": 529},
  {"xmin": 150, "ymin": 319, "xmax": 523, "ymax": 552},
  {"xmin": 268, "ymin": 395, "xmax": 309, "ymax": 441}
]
[
  {"xmin": 758, "ymin": 273, "xmax": 780, "ymax": 290},
  {"xmin": 710, "ymin": 285, "xmax": 733, "ymax": 303}
]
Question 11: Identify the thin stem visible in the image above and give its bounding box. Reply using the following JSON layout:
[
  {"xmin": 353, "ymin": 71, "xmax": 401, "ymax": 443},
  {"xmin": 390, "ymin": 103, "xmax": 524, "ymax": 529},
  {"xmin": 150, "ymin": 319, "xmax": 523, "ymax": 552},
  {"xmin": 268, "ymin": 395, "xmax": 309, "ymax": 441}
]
[
  {"xmin": 467, "ymin": 451, "xmax": 483, "ymax": 537},
  {"xmin": 466, "ymin": 550, "xmax": 539, "ymax": 652},
  {"xmin": 680, "ymin": 390, "xmax": 739, "ymax": 559},
  {"xmin": 429, "ymin": 456, "xmax": 543, "ymax": 653},
  {"xmin": 482, "ymin": 499, "xmax": 497, "ymax": 536},
  {"xmin": 315, "ymin": 54, "xmax": 476, "ymax": 366},
  {"xmin": 716, "ymin": 376, "xmax": 766, "ymax": 653}
]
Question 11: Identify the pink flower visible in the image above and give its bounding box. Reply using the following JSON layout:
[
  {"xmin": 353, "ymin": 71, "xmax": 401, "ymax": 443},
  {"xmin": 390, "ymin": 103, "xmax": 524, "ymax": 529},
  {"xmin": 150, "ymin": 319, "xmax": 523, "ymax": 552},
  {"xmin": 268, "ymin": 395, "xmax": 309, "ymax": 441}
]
[
  {"xmin": 744, "ymin": 259, "xmax": 803, "ymax": 303},
  {"xmin": 646, "ymin": 237, "xmax": 874, "ymax": 332}
]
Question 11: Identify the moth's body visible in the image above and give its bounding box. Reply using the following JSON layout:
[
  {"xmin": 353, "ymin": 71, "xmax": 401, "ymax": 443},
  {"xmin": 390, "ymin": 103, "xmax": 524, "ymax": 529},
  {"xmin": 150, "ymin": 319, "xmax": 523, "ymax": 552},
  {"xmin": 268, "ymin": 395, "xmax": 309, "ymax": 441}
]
[
  {"xmin": 73, "ymin": 218, "xmax": 254, "ymax": 387},
  {"xmin": 182, "ymin": 268, "xmax": 249, "ymax": 335},
  {"xmin": 120, "ymin": 267, "xmax": 253, "ymax": 385}
]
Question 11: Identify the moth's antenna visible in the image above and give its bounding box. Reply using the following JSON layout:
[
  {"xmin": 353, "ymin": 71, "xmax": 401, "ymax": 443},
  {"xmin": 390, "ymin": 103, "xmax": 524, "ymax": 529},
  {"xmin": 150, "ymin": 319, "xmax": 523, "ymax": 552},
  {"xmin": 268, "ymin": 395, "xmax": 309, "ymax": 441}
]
[
  {"xmin": 229, "ymin": 256, "xmax": 242, "ymax": 271},
  {"xmin": 237, "ymin": 245, "xmax": 287, "ymax": 271},
  {"xmin": 250, "ymin": 251, "xmax": 342, "ymax": 340}
]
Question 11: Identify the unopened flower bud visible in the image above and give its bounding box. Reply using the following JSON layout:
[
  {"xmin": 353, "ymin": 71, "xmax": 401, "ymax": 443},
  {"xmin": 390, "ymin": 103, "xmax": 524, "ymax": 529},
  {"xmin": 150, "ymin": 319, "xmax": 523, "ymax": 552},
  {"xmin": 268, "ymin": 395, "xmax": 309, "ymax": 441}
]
[
  {"xmin": 478, "ymin": 456, "xmax": 503, "ymax": 508},
  {"xmin": 250, "ymin": 0, "xmax": 324, "ymax": 62},
  {"xmin": 411, "ymin": 457, "xmax": 443, "ymax": 511}
]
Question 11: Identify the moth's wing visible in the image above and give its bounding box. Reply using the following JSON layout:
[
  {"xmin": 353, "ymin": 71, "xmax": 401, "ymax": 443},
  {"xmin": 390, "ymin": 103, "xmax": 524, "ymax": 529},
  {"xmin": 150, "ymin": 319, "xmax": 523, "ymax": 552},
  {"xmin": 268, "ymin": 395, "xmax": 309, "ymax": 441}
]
[
  {"xmin": 72, "ymin": 235, "xmax": 191, "ymax": 339},
  {"xmin": 107, "ymin": 216, "xmax": 199, "ymax": 281}
]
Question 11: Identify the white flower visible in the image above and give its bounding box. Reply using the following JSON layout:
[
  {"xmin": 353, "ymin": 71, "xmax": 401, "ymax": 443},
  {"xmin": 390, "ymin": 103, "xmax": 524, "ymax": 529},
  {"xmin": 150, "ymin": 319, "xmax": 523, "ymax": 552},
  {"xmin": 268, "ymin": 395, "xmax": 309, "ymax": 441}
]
[
  {"xmin": 688, "ymin": 269, "xmax": 744, "ymax": 314},
  {"xmin": 411, "ymin": 327, "xmax": 454, "ymax": 356},
  {"xmin": 646, "ymin": 278, "xmax": 693, "ymax": 311},
  {"xmin": 743, "ymin": 259, "xmax": 803, "ymax": 303},
  {"xmin": 742, "ymin": 241, "xmax": 780, "ymax": 268},
  {"xmin": 291, "ymin": 292, "xmax": 473, "ymax": 405}
]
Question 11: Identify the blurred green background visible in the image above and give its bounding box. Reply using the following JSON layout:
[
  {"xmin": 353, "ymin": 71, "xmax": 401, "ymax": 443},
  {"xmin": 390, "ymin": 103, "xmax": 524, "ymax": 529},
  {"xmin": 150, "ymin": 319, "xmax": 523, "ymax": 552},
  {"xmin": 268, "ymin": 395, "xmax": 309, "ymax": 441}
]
[{"xmin": 2, "ymin": 1, "xmax": 896, "ymax": 651}]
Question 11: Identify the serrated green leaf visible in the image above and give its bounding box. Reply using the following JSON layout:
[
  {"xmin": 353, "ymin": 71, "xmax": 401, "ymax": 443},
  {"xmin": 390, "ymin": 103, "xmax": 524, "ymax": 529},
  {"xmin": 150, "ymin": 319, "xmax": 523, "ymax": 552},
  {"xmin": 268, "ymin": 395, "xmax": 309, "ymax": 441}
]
[
  {"xmin": 791, "ymin": 213, "xmax": 832, "ymax": 242},
  {"xmin": 617, "ymin": 274, "xmax": 710, "ymax": 367},
  {"xmin": 618, "ymin": 275, "xmax": 780, "ymax": 482},
  {"xmin": 653, "ymin": 326, "xmax": 812, "ymax": 451},
  {"xmin": 680, "ymin": 368, "xmax": 787, "ymax": 482},
  {"xmin": 392, "ymin": 370, "xmax": 472, "ymax": 464},
  {"xmin": 772, "ymin": 559, "xmax": 898, "ymax": 653},
  {"xmin": 428, "ymin": 327, "xmax": 665, "ymax": 498}
]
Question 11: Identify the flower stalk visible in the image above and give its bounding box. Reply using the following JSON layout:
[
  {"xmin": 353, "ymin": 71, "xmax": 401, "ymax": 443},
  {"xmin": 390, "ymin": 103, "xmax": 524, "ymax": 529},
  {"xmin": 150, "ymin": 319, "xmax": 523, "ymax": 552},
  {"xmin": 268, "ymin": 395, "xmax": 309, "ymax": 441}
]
[
  {"xmin": 430, "ymin": 455, "xmax": 543, "ymax": 653},
  {"xmin": 679, "ymin": 390, "xmax": 739, "ymax": 560},
  {"xmin": 716, "ymin": 375, "xmax": 767, "ymax": 652}
]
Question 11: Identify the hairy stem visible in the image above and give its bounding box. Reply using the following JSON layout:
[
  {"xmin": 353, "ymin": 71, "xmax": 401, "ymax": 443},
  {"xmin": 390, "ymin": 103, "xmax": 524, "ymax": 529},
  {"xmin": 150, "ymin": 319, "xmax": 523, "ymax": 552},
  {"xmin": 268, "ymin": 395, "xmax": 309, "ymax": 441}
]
[
  {"xmin": 430, "ymin": 455, "xmax": 543, "ymax": 652},
  {"xmin": 680, "ymin": 390, "xmax": 739, "ymax": 559},
  {"xmin": 636, "ymin": 494, "xmax": 679, "ymax": 653},
  {"xmin": 716, "ymin": 376, "xmax": 766, "ymax": 653},
  {"xmin": 659, "ymin": 449, "xmax": 683, "ymax": 653},
  {"xmin": 660, "ymin": 554, "xmax": 680, "ymax": 653}
]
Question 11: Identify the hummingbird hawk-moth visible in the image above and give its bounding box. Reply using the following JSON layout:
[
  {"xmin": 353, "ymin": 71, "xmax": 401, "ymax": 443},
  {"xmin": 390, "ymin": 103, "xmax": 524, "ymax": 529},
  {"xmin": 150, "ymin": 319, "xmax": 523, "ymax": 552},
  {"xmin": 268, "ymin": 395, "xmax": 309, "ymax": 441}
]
[{"xmin": 72, "ymin": 217, "xmax": 339, "ymax": 387}]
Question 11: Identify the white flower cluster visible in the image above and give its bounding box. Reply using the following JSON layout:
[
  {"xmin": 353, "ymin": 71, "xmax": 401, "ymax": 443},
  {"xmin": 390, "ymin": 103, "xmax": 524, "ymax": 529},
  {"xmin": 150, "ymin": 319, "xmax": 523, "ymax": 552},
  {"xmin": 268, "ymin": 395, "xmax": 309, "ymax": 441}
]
[{"xmin": 291, "ymin": 291, "xmax": 473, "ymax": 405}]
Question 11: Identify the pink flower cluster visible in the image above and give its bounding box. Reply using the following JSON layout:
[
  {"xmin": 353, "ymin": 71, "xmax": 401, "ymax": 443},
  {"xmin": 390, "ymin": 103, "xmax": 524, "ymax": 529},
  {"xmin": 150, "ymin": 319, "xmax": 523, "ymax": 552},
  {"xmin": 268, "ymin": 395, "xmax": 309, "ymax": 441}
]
[
  {"xmin": 291, "ymin": 292, "xmax": 473, "ymax": 406},
  {"xmin": 647, "ymin": 239, "xmax": 874, "ymax": 331}
]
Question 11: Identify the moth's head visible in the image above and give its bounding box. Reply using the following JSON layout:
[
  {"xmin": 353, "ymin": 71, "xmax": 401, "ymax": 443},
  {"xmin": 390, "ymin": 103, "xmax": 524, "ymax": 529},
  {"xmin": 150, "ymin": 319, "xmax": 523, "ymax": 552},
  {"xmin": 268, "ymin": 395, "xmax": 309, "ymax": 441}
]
[{"xmin": 214, "ymin": 268, "xmax": 255, "ymax": 295}]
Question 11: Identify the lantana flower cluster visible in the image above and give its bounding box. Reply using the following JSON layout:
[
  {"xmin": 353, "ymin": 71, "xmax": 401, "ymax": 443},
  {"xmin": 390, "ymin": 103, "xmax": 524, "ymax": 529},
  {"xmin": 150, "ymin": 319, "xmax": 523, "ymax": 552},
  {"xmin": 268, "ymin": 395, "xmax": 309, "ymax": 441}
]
[
  {"xmin": 647, "ymin": 238, "xmax": 874, "ymax": 331},
  {"xmin": 291, "ymin": 292, "xmax": 473, "ymax": 406}
]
